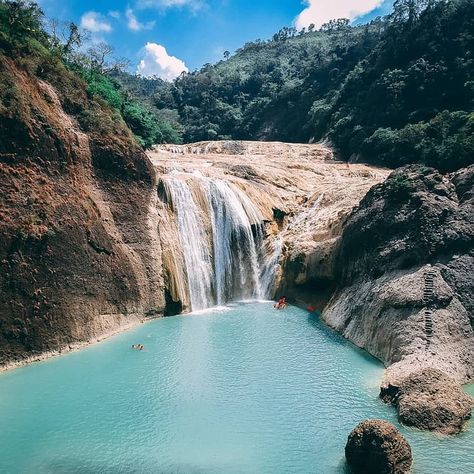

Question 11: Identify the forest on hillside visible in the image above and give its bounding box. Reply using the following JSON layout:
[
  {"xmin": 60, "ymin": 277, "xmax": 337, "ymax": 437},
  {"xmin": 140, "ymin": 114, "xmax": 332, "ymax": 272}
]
[
  {"xmin": 0, "ymin": 0, "xmax": 181, "ymax": 149},
  {"xmin": 1, "ymin": 0, "xmax": 473, "ymax": 172},
  {"xmin": 118, "ymin": 0, "xmax": 474, "ymax": 172}
]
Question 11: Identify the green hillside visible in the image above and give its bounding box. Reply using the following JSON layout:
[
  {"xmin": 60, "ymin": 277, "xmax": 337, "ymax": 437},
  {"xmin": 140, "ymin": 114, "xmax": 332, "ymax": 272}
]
[{"xmin": 119, "ymin": 0, "xmax": 474, "ymax": 171}]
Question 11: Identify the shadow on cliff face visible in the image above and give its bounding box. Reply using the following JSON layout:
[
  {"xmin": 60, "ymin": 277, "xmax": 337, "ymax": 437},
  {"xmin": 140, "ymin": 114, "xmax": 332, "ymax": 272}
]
[{"xmin": 337, "ymin": 165, "xmax": 474, "ymax": 284}]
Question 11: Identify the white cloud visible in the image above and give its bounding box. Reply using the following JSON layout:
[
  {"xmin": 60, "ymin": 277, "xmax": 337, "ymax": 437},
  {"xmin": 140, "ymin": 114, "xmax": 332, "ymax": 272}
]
[
  {"xmin": 80, "ymin": 11, "xmax": 112, "ymax": 33},
  {"xmin": 137, "ymin": 43, "xmax": 188, "ymax": 81},
  {"xmin": 108, "ymin": 10, "xmax": 121, "ymax": 19},
  {"xmin": 295, "ymin": 0, "xmax": 383, "ymax": 30},
  {"xmin": 126, "ymin": 8, "xmax": 155, "ymax": 31}
]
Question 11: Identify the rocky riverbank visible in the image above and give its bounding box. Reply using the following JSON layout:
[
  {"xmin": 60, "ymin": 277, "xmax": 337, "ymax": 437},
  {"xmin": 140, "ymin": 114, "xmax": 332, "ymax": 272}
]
[{"xmin": 153, "ymin": 142, "xmax": 474, "ymax": 434}]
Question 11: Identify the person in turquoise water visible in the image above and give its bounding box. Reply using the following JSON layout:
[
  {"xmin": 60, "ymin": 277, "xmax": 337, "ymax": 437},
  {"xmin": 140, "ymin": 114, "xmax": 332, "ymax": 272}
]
[{"xmin": 274, "ymin": 296, "xmax": 287, "ymax": 310}]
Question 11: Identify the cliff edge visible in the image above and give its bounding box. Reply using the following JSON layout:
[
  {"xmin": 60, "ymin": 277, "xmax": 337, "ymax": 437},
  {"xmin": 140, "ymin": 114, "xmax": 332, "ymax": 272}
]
[
  {"xmin": 0, "ymin": 49, "xmax": 164, "ymax": 367},
  {"xmin": 322, "ymin": 165, "xmax": 474, "ymax": 432}
]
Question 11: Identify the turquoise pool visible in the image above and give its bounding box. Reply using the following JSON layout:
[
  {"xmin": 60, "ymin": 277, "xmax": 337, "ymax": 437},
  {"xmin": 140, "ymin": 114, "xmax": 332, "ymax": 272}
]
[{"xmin": 0, "ymin": 303, "xmax": 472, "ymax": 473}]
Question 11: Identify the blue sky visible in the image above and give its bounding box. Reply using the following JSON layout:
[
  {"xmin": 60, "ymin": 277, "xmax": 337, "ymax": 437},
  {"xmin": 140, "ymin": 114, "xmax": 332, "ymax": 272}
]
[{"xmin": 37, "ymin": 0, "xmax": 395, "ymax": 79}]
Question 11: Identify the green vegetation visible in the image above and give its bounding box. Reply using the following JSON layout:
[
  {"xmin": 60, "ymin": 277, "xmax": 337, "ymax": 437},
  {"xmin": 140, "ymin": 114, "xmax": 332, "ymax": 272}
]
[
  {"xmin": 74, "ymin": 68, "xmax": 182, "ymax": 147},
  {"xmin": 1, "ymin": 0, "xmax": 473, "ymax": 168},
  {"xmin": 0, "ymin": 0, "xmax": 182, "ymax": 148},
  {"xmin": 117, "ymin": 0, "xmax": 473, "ymax": 171}
]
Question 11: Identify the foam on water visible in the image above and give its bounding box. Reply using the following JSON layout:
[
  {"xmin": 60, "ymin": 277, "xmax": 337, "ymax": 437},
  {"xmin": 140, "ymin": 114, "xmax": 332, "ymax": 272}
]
[{"xmin": 0, "ymin": 303, "xmax": 472, "ymax": 474}]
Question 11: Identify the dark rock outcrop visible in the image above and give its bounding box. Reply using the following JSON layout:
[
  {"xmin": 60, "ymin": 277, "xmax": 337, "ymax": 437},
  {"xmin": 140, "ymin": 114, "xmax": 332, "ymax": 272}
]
[
  {"xmin": 345, "ymin": 419, "xmax": 412, "ymax": 474},
  {"xmin": 337, "ymin": 165, "xmax": 474, "ymax": 283},
  {"xmin": 322, "ymin": 166, "xmax": 474, "ymax": 383},
  {"xmin": 381, "ymin": 368, "xmax": 473, "ymax": 435},
  {"xmin": 316, "ymin": 165, "xmax": 474, "ymax": 432}
]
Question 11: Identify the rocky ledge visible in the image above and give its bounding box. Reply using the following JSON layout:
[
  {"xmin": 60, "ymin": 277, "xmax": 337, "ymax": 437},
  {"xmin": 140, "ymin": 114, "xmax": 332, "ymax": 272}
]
[
  {"xmin": 381, "ymin": 368, "xmax": 473, "ymax": 435},
  {"xmin": 345, "ymin": 419, "xmax": 412, "ymax": 474},
  {"xmin": 315, "ymin": 165, "xmax": 474, "ymax": 433},
  {"xmin": 149, "ymin": 141, "xmax": 388, "ymax": 309}
]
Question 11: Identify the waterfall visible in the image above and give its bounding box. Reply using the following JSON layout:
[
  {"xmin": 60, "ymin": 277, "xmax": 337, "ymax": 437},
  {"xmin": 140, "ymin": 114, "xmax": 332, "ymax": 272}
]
[
  {"xmin": 163, "ymin": 175, "xmax": 213, "ymax": 311},
  {"xmin": 161, "ymin": 172, "xmax": 278, "ymax": 312}
]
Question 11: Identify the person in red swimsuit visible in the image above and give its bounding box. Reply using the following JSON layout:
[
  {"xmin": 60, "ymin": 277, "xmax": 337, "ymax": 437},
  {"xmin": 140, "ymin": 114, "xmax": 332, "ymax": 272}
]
[{"xmin": 274, "ymin": 296, "xmax": 287, "ymax": 310}]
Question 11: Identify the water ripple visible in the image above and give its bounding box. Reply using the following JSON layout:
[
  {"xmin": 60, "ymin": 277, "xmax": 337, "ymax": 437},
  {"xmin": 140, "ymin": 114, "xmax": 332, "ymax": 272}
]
[{"xmin": 0, "ymin": 303, "xmax": 472, "ymax": 473}]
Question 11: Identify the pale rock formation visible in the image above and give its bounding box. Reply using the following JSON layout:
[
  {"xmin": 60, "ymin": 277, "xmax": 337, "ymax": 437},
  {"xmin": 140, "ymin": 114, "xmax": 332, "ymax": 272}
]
[
  {"xmin": 149, "ymin": 140, "xmax": 388, "ymax": 312},
  {"xmin": 381, "ymin": 368, "xmax": 473, "ymax": 435}
]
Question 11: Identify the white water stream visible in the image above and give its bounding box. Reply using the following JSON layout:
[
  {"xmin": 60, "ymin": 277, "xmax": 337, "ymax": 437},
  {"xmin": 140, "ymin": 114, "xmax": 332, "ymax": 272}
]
[{"xmin": 162, "ymin": 172, "xmax": 279, "ymax": 311}]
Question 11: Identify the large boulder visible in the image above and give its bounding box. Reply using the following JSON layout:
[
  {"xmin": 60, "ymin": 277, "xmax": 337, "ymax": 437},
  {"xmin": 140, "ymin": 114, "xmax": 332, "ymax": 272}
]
[
  {"xmin": 345, "ymin": 419, "xmax": 412, "ymax": 474},
  {"xmin": 381, "ymin": 368, "xmax": 473, "ymax": 434}
]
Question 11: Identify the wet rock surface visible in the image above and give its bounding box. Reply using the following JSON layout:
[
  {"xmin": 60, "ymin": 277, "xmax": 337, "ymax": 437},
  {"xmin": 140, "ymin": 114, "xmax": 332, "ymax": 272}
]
[
  {"xmin": 150, "ymin": 141, "xmax": 388, "ymax": 311},
  {"xmin": 345, "ymin": 419, "xmax": 412, "ymax": 474},
  {"xmin": 381, "ymin": 368, "xmax": 473, "ymax": 435}
]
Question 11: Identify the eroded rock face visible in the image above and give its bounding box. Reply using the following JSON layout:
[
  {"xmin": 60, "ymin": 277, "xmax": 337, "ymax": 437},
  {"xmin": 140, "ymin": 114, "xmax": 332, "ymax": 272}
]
[
  {"xmin": 322, "ymin": 166, "xmax": 474, "ymax": 385},
  {"xmin": 0, "ymin": 55, "xmax": 164, "ymax": 367},
  {"xmin": 381, "ymin": 368, "xmax": 473, "ymax": 435},
  {"xmin": 345, "ymin": 420, "xmax": 412, "ymax": 474},
  {"xmin": 314, "ymin": 165, "xmax": 474, "ymax": 432},
  {"xmin": 149, "ymin": 141, "xmax": 388, "ymax": 312}
]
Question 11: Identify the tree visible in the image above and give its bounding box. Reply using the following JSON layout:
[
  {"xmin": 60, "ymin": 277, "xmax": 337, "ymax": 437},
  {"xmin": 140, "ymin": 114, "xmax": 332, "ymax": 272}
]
[
  {"xmin": 63, "ymin": 22, "xmax": 84, "ymax": 56},
  {"xmin": 0, "ymin": 0, "xmax": 45, "ymax": 41},
  {"xmin": 86, "ymin": 42, "xmax": 130, "ymax": 73},
  {"xmin": 45, "ymin": 18, "xmax": 87, "ymax": 58}
]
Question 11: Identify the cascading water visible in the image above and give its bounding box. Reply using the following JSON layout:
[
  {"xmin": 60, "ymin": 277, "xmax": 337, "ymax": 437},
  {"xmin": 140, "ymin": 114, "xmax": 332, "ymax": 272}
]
[
  {"xmin": 161, "ymin": 172, "xmax": 278, "ymax": 311},
  {"xmin": 163, "ymin": 175, "xmax": 213, "ymax": 311},
  {"xmin": 205, "ymin": 179, "xmax": 265, "ymax": 305},
  {"xmin": 288, "ymin": 193, "xmax": 324, "ymax": 231}
]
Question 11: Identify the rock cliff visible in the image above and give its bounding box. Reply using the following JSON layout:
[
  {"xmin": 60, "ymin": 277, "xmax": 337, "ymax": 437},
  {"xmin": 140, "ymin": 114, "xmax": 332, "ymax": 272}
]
[
  {"xmin": 0, "ymin": 53, "xmax": 164, "ymax": 367},
  {"xmin": 322, "ymin": 166, "xmax": 474, "ymax": 382},
  {"xmin": 149, "ymin": 141, "xmax": 389, "ymax": 312},
  {"xmin": 321, "ymin": 165, "xmax": 474, "ymax": 432}
]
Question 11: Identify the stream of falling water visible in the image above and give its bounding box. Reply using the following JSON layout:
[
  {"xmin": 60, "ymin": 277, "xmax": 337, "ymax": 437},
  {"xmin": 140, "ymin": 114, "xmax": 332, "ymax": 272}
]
[
  {"xmin": 163, "ymin": 176, "xmax": 213, "ymax": 311},
  {"xmin": 162, "ymin": 173, "xmax": 279, "ymax": 311}
]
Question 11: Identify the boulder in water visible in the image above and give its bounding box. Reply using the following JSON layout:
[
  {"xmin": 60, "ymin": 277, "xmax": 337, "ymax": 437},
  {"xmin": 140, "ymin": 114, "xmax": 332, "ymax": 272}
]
[
  {"xmin": 381, "ymin": 368, "xmax": 473, "ymax": 435},
  {"xmin": 345, "ymin": 419, "xmax": 412, "ymax": 474}
]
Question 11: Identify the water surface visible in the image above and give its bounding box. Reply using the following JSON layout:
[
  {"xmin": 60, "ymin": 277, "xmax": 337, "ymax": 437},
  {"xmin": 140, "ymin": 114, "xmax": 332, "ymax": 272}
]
[{"xmin": 0, "ymin": 303, "xmax": 472, "ymax": 473}]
